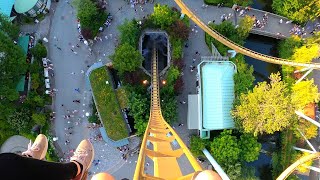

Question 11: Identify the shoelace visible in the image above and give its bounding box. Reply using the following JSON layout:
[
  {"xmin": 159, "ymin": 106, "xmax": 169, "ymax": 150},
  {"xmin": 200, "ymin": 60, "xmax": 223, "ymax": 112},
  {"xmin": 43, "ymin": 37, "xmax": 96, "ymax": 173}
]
[
  {"xmin": 72, "ymin": 149, "xmax": 88, "ymax": 164},
  {"xmin": 27, "ymin": 140, "xmax": 40, "ymax": 152}
]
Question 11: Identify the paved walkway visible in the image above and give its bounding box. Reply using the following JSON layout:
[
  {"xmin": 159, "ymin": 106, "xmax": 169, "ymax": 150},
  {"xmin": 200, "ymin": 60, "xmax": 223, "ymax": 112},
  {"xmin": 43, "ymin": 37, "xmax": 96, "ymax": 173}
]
[{"xmin": 0, "ymin": 135, "xmax": 29, "ymax": 154}]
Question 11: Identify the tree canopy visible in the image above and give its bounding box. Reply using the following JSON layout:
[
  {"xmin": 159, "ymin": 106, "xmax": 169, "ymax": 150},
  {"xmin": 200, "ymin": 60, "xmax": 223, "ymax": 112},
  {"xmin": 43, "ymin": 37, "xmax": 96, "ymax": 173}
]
[
  {"xmin": 272, "ymin": 0, "xmax": 320, "ymax": 23},
  {"xmin": 231, "ymin": 55, "xmax": 255, "ymax": 101},
  {"xmin": 210, "ymin": 130, "xmax": 241, "ymax": 164},
  {"xmin": 292, "ymin": 79, "xmax": 320, "ymax": 109},
  {"xmin": 110, "ymin": 43, "xmax": 143, "ymax": 74},
  {"xmin": 151, "ymin": 4, "xmax": 179, "ymax": 29},
  {"xmin": 0, "ymin": 14, "xmax": 20, "ymax": 40},
  {"xmin": 237, "ymin": 15, "xmax": 254, "ymax": 40},
  {"xmin": 118, "ymin": 19, "xmax": 141, "ymax": 47},
  {"xmin": 239, "ymin": 134, "xmax": 261, "ymax": 162},
  {"xmin": 190, "ymin": 136, "xmax": 207, "ymax": 156},
  {"xmin": 128, "ymin": 92, "xmax": 149, "ymax": 135},
  {"xmin": 292, "ymin": 44, "xmax": 320, "ymax": 63},
  {"xmin": 76, "ymin": 0, "xmax": 107, "ymax": 38},
  {"xmin": 30, "ymin": 43, "xmax": 47, "ymax": 60},
  {"xmin": 233, "ymin": 73, "xmax": 295, "ymax": 136}
]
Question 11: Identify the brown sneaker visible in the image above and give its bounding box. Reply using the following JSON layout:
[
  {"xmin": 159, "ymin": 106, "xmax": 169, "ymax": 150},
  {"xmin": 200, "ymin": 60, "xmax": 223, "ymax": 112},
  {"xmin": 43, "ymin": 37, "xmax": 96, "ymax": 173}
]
[
  {"xmin": 71, "ymin": 139, "xmax": 94, "ymax": 180},
  {"xmin": 22, "ymin": 134, "xmax": 48, "ymax": 160}
]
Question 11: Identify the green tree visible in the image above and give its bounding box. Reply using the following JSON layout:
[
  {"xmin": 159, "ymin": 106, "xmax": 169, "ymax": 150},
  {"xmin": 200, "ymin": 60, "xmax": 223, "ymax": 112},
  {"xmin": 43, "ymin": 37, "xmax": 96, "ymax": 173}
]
[
  {"xmin": 128, "ymin": 92, "xmax": 149, "ymax": 135},
  {"xmin": 292, "ymin": 44, "xmax": 320, "ymax": 63},
  {"xmin": 151, "ymin": 4, "xmax": 179, "ymax": 29},
  {"xmin": 206, "ymin": 21, "xmax": 244, "ymax": 55},
  {"xmin": 171, "ymin": 38, "xmax": 183, "ymax": 60},
  {"xmin": 292, "ymin": 79, "xmax": 320, "ymax": 109},
  {"xmin": 30, "ymin": 43, "xmax": 47, "ymax": 60},
  {"xmin": 278, "ymin": 36, "xmax": 303, "ymax": 59},
  {"xmin": 77, "ymin": 0, "xmax": 107, "ymax": 37},
  {"xmin": 161, "ymin": 95, "xmax": 177, "ymax": 124},
  {"xmin": 110, "ymin": 43, "xmax": 143, "ymax": 74},
  {"xmin": 239, "ymin": 134, "xmax": 261, "ymax": 162},
  {"xmin": 118, "ymin": 19, "xmax": 141, "ymax": 47},
  {"xmin": 190, "ymin": 136, "xmax": 208, "ymax": 156},
  {"xmin": 0, "ymin": 31, "xmax": 28, "ymax": 103},
  {"xmin": 231, "ymin": 55, "xmax": 255, "ymax": 101},
  {"xmin": 272, "ymin": 0, "xmax": 320, "ymax": 23},
  {"xmin": 166, "ymin": 66, "xmax": 180, "ymax": 85},
  {"xmin": 31, "ymin": 73, "xmax": 40, "ymax": 90},
  {"xmin": 0, "ymin": 14, "xmax": 20, "ymax": 39},
  {"xmin": 7, "ymin": 109, "xmax": 31, "ymax": 133},
  {"xmin": 237, "ymin": 15, "xmax": 254, "ymax": 39},
  {"xmin": 233, "ymin": 73, "xmax": 295, "ymax": 136},
  {"xmin": 32, "ymin": 113, "xmax": 46, "ymax": 126},
  {"xmin": 210, "ymin": 130, "xmax": 240, "ymax": 164},
  {"xmin": 222, "ymin": 162, "xmax": 242, "ymax": 180}
]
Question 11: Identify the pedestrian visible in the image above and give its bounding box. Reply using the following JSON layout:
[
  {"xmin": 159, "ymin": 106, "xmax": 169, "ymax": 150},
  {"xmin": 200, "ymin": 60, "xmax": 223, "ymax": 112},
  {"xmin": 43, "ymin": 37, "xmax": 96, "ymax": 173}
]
[
  {"xmin": 279, "ymin": 19, "xmax": 283, "ymax": 24},
  {"xmin": 57, "ymin": 47, "xmax": 62, "ymax": 50},
  {"xmin": 71, "ymin": 49, "xmax": 74, "ymax": 52},
  {"xmin": 193, "ymin": 58, "xmax": 196, "ymax": 63},
  {"xmin": 75, "ymin": 88, "xmax": 80, "ymax": 93}
]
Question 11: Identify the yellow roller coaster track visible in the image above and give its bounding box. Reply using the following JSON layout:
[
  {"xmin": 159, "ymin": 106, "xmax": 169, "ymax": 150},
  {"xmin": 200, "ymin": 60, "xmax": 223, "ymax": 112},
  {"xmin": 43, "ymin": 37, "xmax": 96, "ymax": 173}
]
[
  {"xmin": 133, "ymin": 48, "xmax": 203, "ymax": 180},
  {"xmin": 277, "ymin": 152, "xmax": 320, "ymax": 180},
  {"xmin": 174, "ymin": 0, "xmax": 320, "ymax": 69}
]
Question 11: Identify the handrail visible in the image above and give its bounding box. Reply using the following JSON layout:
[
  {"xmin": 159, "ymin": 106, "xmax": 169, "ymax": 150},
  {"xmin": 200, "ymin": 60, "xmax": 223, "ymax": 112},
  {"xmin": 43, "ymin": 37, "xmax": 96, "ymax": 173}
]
[{"xmin": 174, "ymin": 0, "xmax": 320, "ymax": 69}]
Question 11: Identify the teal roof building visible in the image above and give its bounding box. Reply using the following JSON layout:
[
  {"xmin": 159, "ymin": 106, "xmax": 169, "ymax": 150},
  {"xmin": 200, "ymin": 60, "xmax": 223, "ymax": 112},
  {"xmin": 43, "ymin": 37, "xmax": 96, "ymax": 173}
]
[
  {"xmin": 187, "ymin": 61, "xmax": 236, "ymax": 139},
  {"xmin": 14, "ymin": 0, "xmax": 50, "ymax": 17},
  {"xmin": 0, "ymin": 0, "xmax": 15, "ymax": 17}
]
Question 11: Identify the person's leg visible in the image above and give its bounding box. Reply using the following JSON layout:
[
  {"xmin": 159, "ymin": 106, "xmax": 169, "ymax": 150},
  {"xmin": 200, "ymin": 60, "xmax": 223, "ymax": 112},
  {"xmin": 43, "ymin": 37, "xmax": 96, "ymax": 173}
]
[{"xmin": 0, "ymin": 153, "xmax": 78, "ymax": 180}]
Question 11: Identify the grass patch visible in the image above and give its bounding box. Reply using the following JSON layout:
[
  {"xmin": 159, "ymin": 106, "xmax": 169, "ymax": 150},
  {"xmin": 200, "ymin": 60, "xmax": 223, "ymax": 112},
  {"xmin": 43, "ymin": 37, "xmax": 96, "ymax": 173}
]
[
  {"xmin": 116, "ymin": 88, "xmax": 129, "ymax": 109},
  {"xmin": 90, "ymin": 67, "xmax": 128, "ymax": 141}
]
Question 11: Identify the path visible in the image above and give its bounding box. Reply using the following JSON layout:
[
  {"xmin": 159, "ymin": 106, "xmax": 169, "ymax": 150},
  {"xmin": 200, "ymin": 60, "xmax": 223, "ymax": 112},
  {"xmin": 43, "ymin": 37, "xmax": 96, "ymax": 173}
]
[{"xmin": 48, "ymin": 0, "xmax": 121, "ymax": 175}]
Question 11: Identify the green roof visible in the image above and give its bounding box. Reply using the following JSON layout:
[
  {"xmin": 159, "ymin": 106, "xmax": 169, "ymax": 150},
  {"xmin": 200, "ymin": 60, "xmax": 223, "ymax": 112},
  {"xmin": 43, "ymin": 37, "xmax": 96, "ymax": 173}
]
[
  {"xmin": 0, "ymin": 0, "xmax": 15, "ymax": 17},
  {"xmin": 200, "ymin": 61, "xmax": 236, "ymax": 130},
  {"xmin": 16, "ymin": 76, "xmax": 26, "ymax": 92},
  {"xmin": 18, "ymin": 36, "xmax": 29, "ymax": 55},
  {"xmin": 14, "ymin": 0, "xmax": 38, "ymax": 13}
]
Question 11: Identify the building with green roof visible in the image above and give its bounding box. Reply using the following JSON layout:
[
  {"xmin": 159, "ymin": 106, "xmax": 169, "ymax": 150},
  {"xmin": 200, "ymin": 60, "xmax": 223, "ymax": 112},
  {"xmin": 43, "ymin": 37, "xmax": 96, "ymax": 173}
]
[
  {"xmin": 14, "ymin": 0, "xmax": 50, "ymax": 17},
  {"xmin": 0, "ymin": 0, "xmax": 15, "ymax": 17},
  {"xmin": 187, "ymin": 60, "xmax": 237, "ymax": 139},
  {"xmin": 18, "ymin": 36, "xmax": 30, "ymax": 55}
]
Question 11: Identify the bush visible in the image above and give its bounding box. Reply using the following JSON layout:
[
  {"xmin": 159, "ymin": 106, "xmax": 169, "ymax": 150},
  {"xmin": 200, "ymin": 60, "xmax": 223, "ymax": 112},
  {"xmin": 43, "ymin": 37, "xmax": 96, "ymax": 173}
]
[
  {"xmin": 169, "ymin": 20, "xmax": 190, "ymax": 40},
  {"xmin": 88, "ymin": 115, "xmax": 99, "ymax": 124},
  {"xmin": 110, "ymin": 43, "xmax": 143, "ymax": 74},
  {"xmin": 77, "ymin": 0, "xmax": 107, "ymax": 38},
  {"xmin": 150, "ymin": 4, "xmax": 179, "ymax": 29},
  {"xmin": 171, "ymin": 38, "xmax": 183, "ymax": 60},
  {"xmin": 118, "ymin": 19, "xmax": 141, "ymax": 47},
  {"xmin": 30, "ymin": 43, "xmax": 47, "ymax": 60}
]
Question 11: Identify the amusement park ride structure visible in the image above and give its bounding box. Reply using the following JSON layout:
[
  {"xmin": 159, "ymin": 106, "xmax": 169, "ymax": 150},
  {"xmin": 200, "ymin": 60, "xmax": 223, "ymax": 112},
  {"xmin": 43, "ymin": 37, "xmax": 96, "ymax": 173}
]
[{"xmin": 132, "ymin": 1, "xmax": 320, "ymax": 179}]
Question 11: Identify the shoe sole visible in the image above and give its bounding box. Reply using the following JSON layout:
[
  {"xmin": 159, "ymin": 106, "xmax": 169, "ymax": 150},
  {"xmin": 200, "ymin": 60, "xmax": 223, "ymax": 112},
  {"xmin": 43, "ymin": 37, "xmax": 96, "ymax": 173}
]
[{"xmin": 40, "ymin": 136, "xmax": 48, "ymax": 160}]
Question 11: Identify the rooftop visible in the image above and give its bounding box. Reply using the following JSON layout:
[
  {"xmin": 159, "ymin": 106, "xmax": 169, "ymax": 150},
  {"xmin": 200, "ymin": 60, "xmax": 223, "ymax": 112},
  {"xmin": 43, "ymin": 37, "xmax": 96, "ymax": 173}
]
[
  {"xmin": 14, "ymin": 0, "xmax": 38, "ymax": 13},
  {"xmin": 200, "ymin": 61, "xmax": 236, "ymax": 130},
  {"xmin": 18, "ymin": 36, "xmax": 29, "ymax": 55},
  {"xmin": 0, "ymin": 0, "xmax": 15, "ymax": 17}
]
